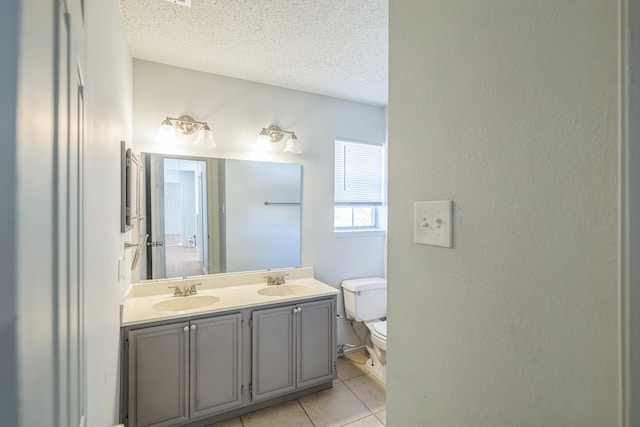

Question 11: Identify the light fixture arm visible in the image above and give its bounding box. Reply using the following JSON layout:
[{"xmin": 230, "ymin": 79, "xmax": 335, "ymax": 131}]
[
  {"xmin": 255, "ymin": 124, "xmax": 302, "ymax": 154},
  {"xmin": 261, "ymin": 125, "xmax": 296, "ymax": 143},
  {"xmin": 165, "ymin": 114, "xmax": 209, "ymax": 135}
]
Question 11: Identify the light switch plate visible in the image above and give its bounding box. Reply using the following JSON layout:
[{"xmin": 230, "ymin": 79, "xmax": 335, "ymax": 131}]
[{"xmin": 414, "ymin": 200, "xmax": 453, "ymax": 248}]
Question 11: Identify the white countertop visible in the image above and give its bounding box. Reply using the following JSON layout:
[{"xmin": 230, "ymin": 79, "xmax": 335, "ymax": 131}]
[{"xmin": 121, "ymin": 267, "xmax": 339, "ymax": 326}]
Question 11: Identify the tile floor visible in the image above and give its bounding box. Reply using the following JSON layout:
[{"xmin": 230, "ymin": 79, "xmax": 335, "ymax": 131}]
[{"xmin": 207, "ymin": 351, "xmax": 386, "ymax": 427}]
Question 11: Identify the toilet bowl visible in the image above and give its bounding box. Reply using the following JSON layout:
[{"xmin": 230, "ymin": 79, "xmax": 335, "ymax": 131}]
[
  {"xmin": 364, "ymin": 319, "xmax": 387, "ymax": 383},
  {"xmin": 341, "ymin": 277, "xmax": 387, "ymax": 384},
  {"xmin": 368, "ymin": 320, "xmax": 387, "ymax": 352}
]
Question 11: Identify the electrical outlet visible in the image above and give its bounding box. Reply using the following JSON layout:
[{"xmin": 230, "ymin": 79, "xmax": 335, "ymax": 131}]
[{"xmin": 414, "ymin": 200, "xmax": 453, "ymax": 248}]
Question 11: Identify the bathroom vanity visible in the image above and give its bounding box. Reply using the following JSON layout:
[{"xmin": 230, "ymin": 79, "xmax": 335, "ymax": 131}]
[{"xmin": 119, "ymin": 268, "xmax": 338, "ymax": 427}]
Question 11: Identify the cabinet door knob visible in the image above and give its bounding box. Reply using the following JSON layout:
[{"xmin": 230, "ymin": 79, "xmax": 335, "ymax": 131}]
[
  {"xmin": 183, "ymin": 326, "xmax": 189, "ymax": 332},
  {"xmin": 190, "ymin": 324, "xmax": 196, "ymax": 330}
]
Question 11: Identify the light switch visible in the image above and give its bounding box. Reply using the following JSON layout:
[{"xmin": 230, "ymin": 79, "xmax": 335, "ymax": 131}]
[{"xmin": 414, "ymin": 200, "xmax": 453, "ymax": 248}]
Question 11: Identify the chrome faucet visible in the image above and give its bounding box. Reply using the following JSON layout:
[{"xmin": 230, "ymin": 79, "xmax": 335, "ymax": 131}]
[
  {"xmin": 264, "ymin": 274, "xmax": 288, "ymax": 286},
  {"xmin": 168, "ymin": 283, "xmax": 201, "ymax": 297}
]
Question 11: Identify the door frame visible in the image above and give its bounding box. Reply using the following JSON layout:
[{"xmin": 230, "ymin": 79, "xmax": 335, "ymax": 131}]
[{"xmin": 620, "ymin": 0, "xmax": 639, "ymax": 425}]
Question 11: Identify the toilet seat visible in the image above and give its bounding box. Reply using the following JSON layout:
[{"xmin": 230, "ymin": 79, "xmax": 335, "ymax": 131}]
[
  {"xmin": 366, "ymin": 320, "xmax": 387, "ymax": 351},
  {"xmin": 372, "ymin": 321, "xmax": 386, "ymax": 339}
]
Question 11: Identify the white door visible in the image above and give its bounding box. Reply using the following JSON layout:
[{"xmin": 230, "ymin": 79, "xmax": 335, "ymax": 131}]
[{"xmin": 149, "ymin": 156, "xmax": 209, "ymax": 278}]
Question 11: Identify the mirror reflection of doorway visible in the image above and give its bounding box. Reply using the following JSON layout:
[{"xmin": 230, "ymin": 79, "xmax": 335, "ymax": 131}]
[
  {"xmin": 144, "ymin": 153, "xmax": 302, "ymax": 280},
  {"xmin": 162, "ymin": 158, "xmax": 208, "ymax": 278}
]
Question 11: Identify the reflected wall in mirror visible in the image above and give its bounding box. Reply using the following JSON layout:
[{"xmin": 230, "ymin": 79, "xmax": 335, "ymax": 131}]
[{"xmin": 142, "ymin": 153, "xmax": 301, "ymax": 279}]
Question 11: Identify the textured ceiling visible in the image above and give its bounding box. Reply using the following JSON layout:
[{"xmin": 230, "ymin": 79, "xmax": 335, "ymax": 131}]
[{"xmin": 119, "ymin": 0, "xmax": 388, "ymax": 106}]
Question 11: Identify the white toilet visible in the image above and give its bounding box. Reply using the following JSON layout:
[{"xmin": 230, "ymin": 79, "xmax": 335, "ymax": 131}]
[{"xmin": 341, "ymin": 277, "xmax": 387, "ymax": 384}]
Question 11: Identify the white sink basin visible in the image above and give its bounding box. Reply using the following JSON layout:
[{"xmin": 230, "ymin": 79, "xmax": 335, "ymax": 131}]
[
  {"xmin": 152, "ymin": 295, "xmax": 220, "ymax": 312},
  {"xmin": 257, "ymin": 285, "xmax": 307, "ymax": 297}
]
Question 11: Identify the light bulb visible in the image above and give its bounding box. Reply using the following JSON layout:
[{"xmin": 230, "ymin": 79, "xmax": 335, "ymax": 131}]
[
  {"xmin": 284, "ymin": 134, "xmax": 302, "ymax": 154},
  {"xmin": 194, "ymin": 123, "xmax": 216, "ymax": 147},
  {"xmin": 154, "ymin": 118, "xmax": 176, "ymax": 144},
  {"xmin": 255, "ymin": 129, "xmax": 273, "ymax": 151}
]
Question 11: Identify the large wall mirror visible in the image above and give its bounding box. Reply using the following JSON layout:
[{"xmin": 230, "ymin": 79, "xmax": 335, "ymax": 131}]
[{"xmin": 141, "ymin": 153, "xmax": 301, "ymax": 280}]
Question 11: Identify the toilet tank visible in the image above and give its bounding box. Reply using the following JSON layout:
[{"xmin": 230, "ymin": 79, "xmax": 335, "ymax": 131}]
[{"xmin": 341, "ymin": 277, "xmax": 387, "ymax": 322}]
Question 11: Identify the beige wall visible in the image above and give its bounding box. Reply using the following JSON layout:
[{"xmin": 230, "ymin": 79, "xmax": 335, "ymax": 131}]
[
  {"xmin": 84, "ymin": 1, "xmax": 133, "ymax": 425},
  {"xmin": 388, "ymin": 1, "xmax": 620, "ymax": 425}
]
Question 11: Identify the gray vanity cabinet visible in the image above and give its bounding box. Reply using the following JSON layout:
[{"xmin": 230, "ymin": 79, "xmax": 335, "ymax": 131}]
[
  {"xmin": 296, "ymin": 299, "xmax": 336, "ymax": 388},
  {"xmin": 128, "ymin": 322, "xmax": 190, "ymax": 427},
  {"xmin": 250, "ymin": 305, "xmax": 296, "ymax": 401},
  {"xmin": 127, "ymin": 313, "xmax": 242, "ymax": 427},
  {"xmin": 122, "ymin": 295, "xmax": 336, "ymax": 426},
  {"xmin": 189, "ymin": 315, "xmax": 242, "ymax": 418},
  {"xmin": 251, "ymin": 299, "xmax": 336, "ymax": 401}
]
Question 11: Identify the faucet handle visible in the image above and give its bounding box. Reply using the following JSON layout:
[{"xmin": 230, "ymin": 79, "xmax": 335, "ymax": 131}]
[
  {"xmin": 168, "ymin": 286, "xmax": 181, "ymax": 297},
  {"xmin": 189, "ymin": 283, "xmax": 201, "ymax": 295},
  {"xmin": 264, "ymin": 275, "xmax": 275, "ymax": 285},
  {"xmin": 277, "ymin": 273, "xmax": 289, "ymax": 284}
]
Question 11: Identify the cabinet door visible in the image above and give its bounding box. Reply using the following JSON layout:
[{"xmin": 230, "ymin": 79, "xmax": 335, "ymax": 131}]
[
  {"xmin": 297, "ymin": 300, "xmax": 337, "ymax": 388},
  {"xmin": 190, "ymin": 313, "xmax": 242, "ymax": 419},
  {"xmin": 128, "ymin": 322, "xmax": 190, "ymax": 427},
  {"xmin": 251, "ymin": 306, "xmax": 296, "ymax": 401}
]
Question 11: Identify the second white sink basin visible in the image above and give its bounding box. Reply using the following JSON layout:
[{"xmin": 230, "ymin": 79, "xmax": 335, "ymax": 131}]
[
  {"xmin": 257, "ymin": 285, "xmax": 307, "ymax": 297},
  {"xmin": 152, "ymin": 295, "xmax": 220, "ymax": 312}
]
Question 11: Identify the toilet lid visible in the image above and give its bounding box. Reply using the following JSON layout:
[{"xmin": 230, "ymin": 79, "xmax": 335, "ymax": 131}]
[{"xmin": 372, "ymin": 321, "xmax": 387, "ymax": 339}]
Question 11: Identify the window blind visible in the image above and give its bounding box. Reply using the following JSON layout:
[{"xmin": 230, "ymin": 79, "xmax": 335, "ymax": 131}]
[{"xmin": 334, "ymin": 139, "xmax": 383, "ymax": 205}]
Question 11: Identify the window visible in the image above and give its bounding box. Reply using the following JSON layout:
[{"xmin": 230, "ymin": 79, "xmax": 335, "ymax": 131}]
[{"xmin": 334, "ymin": 139, "xmax": 385, "ymax": 232}]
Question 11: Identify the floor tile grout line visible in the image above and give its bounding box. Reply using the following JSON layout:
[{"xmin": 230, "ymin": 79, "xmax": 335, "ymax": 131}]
[
  {"xmin": 298, "ymin": 379, "xmax": 373, "ymax": 427},
  {"xmin": 342, "ymin": 379, "xmax": 376, "ymax": 415},
  {"xmin": 373, "ymin": 409, "xmax": 386, "ymax": 426},
  {"xmin": 343, "ymin": 372, "xmax": 386, "ymax": 414},
  {"xmin": 295, "ymin": 398, "xmax": 317, "ymax": 427},
  {"xmin": 337, "ymin": 376, "xmax": 376, "ymax": 425},
  {"xmin": 337, "ymin": 412, "xmax": 377, "ymax": 427},
  {"xmin": 341, "ymin": 355, "xmax": 387, "ymax": 415}
]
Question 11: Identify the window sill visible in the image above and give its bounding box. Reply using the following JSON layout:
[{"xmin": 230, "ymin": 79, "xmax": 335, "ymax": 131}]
[{"xmin": 334, "ymin": 229, "xmax": 386, "ymax": 238}]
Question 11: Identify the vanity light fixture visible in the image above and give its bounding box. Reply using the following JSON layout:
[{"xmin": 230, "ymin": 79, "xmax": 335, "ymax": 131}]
[
  {"xmin": 154, "ymin": 115, "xmax": 216, "ymax": 148},
  {"xmin": 255, "ymin": 125, "xmax": 302, "ymax": 154}
]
